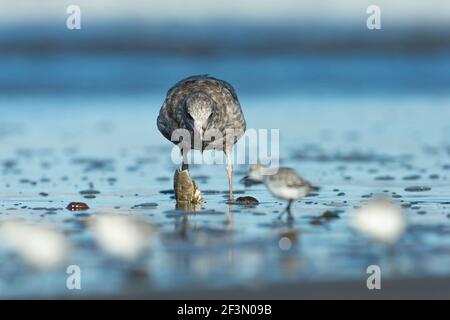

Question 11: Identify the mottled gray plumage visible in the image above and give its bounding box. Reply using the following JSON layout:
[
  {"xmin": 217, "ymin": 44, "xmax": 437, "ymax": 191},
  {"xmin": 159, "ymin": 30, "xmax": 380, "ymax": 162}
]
[
  {"xmin": 157, "ymin": 75, "xmax": 246, "ymax": 151},
  {"xmin": 157, "ymin": 75, "xmax": 247, "ymax": 199}
]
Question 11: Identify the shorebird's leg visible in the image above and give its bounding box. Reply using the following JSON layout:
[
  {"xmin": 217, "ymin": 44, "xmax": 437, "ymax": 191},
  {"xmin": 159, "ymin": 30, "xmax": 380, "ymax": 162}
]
[
  {"xmin": 226, "ymin": 151, "xmax": 233, "ymax": 200},
  {"xmin": 181, "ymin": 149, "xmax": 189, "ymax": 171},
  {"xmin": 286, "ymin": 200, "xmax": 293, "ymax": 212},
  {"xmin": 277, "ymin": 200, "xmax": 293, "ymax": 220},
  {"xmin": 287, "ymin": 201, "xmax": 294, "ymax": 222}
]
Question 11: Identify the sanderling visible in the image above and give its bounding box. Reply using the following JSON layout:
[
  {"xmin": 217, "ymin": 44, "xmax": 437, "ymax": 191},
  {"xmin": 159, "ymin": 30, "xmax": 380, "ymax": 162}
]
[
  {"xmin": 351, "ymin": 198, "xmax": 406, "ymax": 244},
  {"xmin": 0, "ymin": 221, "xmax": 68, "ymax": 269},
  {"xmin": 90, "ymin": 214, "xmax": 153, "ymax": 260},
  {"xmin": 248, "ymin": 164, "xmax": 319, "ymax": 218},
  {"xmin": 157, "ymin": 75, "xmax": 246, "ymax": 200}
]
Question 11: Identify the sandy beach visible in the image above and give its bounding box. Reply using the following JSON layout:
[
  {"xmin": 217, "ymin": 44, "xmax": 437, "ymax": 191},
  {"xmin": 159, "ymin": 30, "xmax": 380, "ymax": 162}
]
[
  {"xmin": 1, "ymin": 93, "xmax": 450, "ymax": 298},
  {"xmin": 1, "ymin": 1, "xmax": 450, "ymax": 299}
]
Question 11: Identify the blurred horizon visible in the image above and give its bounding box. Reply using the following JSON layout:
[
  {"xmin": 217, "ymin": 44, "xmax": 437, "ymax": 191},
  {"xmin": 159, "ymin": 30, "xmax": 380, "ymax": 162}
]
[
  {"xmin": 1, "ymin": 1, "xmax": 450, "ymax": 299},
  {"xmin": 2, "ymin": 0, "xmax": 450, "ymax": 26},
  {"xmin": 1, "ymin": 0, "xmax": 449, "ymax": 98}
]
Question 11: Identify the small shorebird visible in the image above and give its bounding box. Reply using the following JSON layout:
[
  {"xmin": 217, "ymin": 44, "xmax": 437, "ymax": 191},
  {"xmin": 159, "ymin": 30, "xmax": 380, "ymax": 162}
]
[
  {"xmin": 157, "ymin": 75, "xmax": 246, "ymax": 200},
  {"xmin": 351, "ymin": 198, "xmax": 406, "ymax": 244},
  {"xmin": 90, "ymin": 214, "xmax": 153, "ymax": 260},
  {"xmin": 248, "ymin": 164, "xmax": 319, "ymax": 218},
  {"xmin": 0, "ymin": 221, "xmax": 68, "ymax": 269}
]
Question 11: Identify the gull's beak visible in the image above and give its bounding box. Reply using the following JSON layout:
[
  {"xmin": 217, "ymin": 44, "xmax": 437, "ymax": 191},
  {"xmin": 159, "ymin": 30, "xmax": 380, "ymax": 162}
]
[{"xmin": 194, "ymin": 123, "xmax": 204, "ymax": 141}]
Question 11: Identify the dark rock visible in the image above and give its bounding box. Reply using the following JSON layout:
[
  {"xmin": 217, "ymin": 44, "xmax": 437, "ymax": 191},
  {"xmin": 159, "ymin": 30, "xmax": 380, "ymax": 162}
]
[
  {"xmin": 66, "ymin": 202, "xmax": 90, "ymax": 211},
  {"xmin": 232, "ymin": 196, "xmax": 259, "ymax": 206}
]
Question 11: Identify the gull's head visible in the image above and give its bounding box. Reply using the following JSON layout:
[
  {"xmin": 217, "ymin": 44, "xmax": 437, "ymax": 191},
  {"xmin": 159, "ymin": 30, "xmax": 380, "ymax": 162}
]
[{"xmin": 184, "ymin": 92, "xmax": 214, "ymax": 139}]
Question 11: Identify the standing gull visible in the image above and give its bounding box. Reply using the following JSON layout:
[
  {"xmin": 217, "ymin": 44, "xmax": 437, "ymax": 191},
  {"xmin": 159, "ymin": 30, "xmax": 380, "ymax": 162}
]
[
  {"xmin": 157, "ymin": 75, "xmax": 246, "ymax": 200},
  {"xmin": 248, "ymin": 165, "xmax": 319, "ymax": 218}
]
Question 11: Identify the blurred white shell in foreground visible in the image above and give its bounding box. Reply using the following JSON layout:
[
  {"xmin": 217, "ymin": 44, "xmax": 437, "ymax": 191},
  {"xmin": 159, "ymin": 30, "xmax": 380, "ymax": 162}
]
[
  {"xmin": 351, "ymin": 199, "xmax": 406, "ymax": 243},
  {"xmin": 0, "ymin": 221, "xmax": 68, "ymax": 269},
  {"xmin": 90, "ymin": 214, "xmax": 152, "ymax": 260}
]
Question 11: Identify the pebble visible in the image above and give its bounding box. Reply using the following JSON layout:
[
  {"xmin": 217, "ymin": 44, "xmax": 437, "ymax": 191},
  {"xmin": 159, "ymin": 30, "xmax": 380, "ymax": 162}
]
[
  {"xmin": 66, "ymin": 202, "xmax": 90, "ymax": 211},
  {"xmin": 404, "ymin": 186, "xmax": 431, "ymax": 192},
  {"xmin": 231, "ymin": 196, "xmax": 259, "ymax": 206}
]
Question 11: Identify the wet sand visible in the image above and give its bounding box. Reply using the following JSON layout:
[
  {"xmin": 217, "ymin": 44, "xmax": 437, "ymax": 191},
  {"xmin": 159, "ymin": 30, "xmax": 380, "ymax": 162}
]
[
  {"xmin": 1, "ymin": 95, "xmax": 450, "ymax": 298},
  {"xmin": 81, "ymin": 277, "xmax": 450, "ymax": 300}
]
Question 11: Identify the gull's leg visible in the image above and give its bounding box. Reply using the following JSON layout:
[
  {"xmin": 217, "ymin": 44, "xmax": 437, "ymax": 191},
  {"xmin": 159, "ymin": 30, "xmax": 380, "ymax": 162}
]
[
  {"xmin": 226, "ymin": 151, "xmax": 233, "ymax": 200},
  {"xmin": 181, "ymin": 149, "xmax": 189, "ymax": 171}
]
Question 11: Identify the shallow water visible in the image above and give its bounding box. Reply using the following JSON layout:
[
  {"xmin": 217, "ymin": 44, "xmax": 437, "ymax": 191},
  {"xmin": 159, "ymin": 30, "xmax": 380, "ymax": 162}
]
[{"xmin": 1, "ymin": 92, "xmax": 450, "ymax": 298}]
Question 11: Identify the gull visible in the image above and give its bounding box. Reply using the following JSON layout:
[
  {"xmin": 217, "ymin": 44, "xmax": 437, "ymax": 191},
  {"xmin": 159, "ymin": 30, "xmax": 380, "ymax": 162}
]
[
  {"xmin": 351, "ymin": 198, "xmax": 406, "ymax": 244},
  {"xmin": 248, "ymin": 164, "xmax": 319, "ymax": 218},
  {"xmin": 157, "ymin": 75, "xmax": 246, "ymax": 200}
]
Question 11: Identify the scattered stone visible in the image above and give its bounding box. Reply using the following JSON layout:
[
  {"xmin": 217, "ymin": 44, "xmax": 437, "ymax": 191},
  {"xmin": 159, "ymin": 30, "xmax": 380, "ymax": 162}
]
[
  {"xmin": 309, "ymin": 219, "xmax": 322, "ymax": 225},
  {"xmin": 321, "ymin": 211, "xmax": 340, "ymax": 220},
  {"xmin": 231, "ymin": 196, "xmax": 259, "ymax": 206},
  {"xmin": 252, "ymin": 212, "xmax": 266, "ymax": 216},
  {"xmin": 132, "ymin": 203, "xmax": 158, "ymax": 209},
  {"xmin": 404, "ymin": 186, "xmax": 431, "ymax": 192},
  {"xmin": 79, "ymin": 189, "xmax": 101, "ymax": 195},
  {"xmin": 375, "ymin": 175, "xmax": 395, "ymax": 181},
  {"xmin": 202, "ymin": 190, "xmax": 222, "ymax": 195},
  {"xmin": 306, "ymin": 192, "xmax": 319, "ymax": 197},
  {"xmin": 281, "ymin": 230, "xmax": 299, "ymax": 242},
  {"xmin": 402, "ymin": 174, "xmax": 421, "ymax": 180},
  {"xmin": 66, "ymin": 202, "xmax": 90, "ymax": 211}
]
